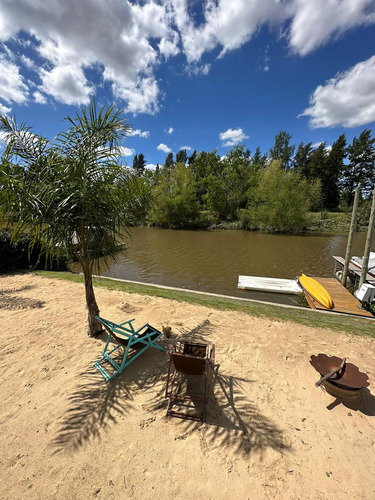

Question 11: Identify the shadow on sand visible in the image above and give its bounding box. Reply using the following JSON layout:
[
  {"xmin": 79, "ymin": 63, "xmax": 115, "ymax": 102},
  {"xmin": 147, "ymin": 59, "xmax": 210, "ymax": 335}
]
[
  {"xmin": 51, "ymin": 318, "xmax": 290, "ymax": 460},
  {"xmin": 50, "ymin": 342, "xmax": 168, "ymax": 453},
  {"xmin": 144, "ymin": 319, "xmax": 290, "ymax": 458},
  {"xmin": 149, "ymin": 365, "xmax": 290, "ymax": 459},
  {"xmin": 326, "ymin": 388, "xmax": 375, "ymax": 416},
  {"xmin": 0, "ymin": 285, "xmax": 45, "ymax": 310}
]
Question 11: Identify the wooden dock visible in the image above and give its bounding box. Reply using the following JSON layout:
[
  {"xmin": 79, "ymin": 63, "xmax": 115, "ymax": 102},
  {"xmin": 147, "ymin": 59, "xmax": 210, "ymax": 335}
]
[
  {"xmin": 333, "ymin": 256, "xmax": 375, "ymax": 286},
  {"xmin": 304, "ymin": 277, "xmax": 374, "ymax": 318}
]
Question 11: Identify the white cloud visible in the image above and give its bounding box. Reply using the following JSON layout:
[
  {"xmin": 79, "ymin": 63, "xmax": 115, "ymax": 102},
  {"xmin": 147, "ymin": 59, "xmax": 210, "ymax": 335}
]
[
  {"xmin": 145, "ymin": 163, "xmax": 157, "ymax": 170},
  {"xmin": 170, "ymin": 0, "xmax": 287, "ymax": 64},
  {"xmin": 179, "ymin": 145, "xmax": 193, "ymax": 151},
  {"xmin": 33, "ymin": 91, "xmax": 47, "ymax": 104},
  {"xmin": 20, "ymin": 54, "xmax": 35, "ymax": 69},
  {"xmin": 159, "ymin": 32, "xmax": 180, "ymax": 59},
  {"xmin": 0, "ymin": 102, "xmax": 11, "ymax": 116},
  {"xmin": 113, "ymin": 76, "xmax": 159, "ymax": 115},
  {"xmin": 157, "ymin": 143, "xmax": 172, "ymax": 153},
  {"xmin": 259, "ymin": 44, "xmax": 271, "ymax": 72},
  {"xmin": 301, "ymin": 56, "xmax": 375, "ymax": 128},
  {"xmin": 187, "ymin": 63, "xmax": 211, "ymax": 76},
  {"xmin": 312, "ymin": 142, "xmax": 332, "ymax": 152},
  {"xmin": 130, "ymin": 129, "xmax": 150, "ymax": 138},
  {"xmin": 168, "ymin": 127, "xmax": 174, "ymax": 134},
  {"xmin": 120, "ymin": 146, "xmax": 135, "ymax": 157},
  {"xmin": 0, "ymin": 54, "xmax": 28, "ymax": 103},
  {"xmin": 0, "ymin": 0, "xmax": 163, "ymax": 114},
  {"xmin": 132, "ymin": 1, "xmax": 171, "ymax": 38},
  {"xmin": 219, "ymin": 128, "xmax": 249, "ymax": 147},
  {"xmin": 289, "ymin": 0, "xmax": 375, "ymax": 56},
  {"xmin": 39, "ymin": 65, "xmax": 93, "ymax": 105},
  {"xmin": 0, "ymin": 0, "xmax": 374, "ymax": 118},
  {"xmin": 169, "ymin": 0, "xmax": 375, "ymax": 63}
]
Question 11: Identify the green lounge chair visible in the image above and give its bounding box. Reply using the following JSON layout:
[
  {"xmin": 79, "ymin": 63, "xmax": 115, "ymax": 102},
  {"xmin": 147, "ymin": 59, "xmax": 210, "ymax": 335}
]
[{"xmin": 94, "ymin": 316, "xmax": 165, "ymax": 381}]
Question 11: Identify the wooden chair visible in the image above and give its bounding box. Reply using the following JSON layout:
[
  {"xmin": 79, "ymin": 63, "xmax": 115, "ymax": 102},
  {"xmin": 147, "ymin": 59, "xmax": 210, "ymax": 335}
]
[
  {"xmin": 165, "ymin": 340, "xmax": 215, "ymax": 422},
  {"xmin": 94, "ymin": 316, "xmax": 165, "ymax": 381}
]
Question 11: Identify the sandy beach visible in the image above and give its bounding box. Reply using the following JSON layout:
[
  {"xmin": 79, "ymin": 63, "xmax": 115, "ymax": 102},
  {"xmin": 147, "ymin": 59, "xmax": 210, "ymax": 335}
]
[{"xmin": 1, "ymin": 272, "xmax": 374, "ymax": 500}]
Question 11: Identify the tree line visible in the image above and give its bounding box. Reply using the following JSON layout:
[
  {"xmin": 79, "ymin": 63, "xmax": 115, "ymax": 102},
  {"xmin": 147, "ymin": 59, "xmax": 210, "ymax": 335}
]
[{"xmin": 132, "ymin": 129, "xmax": 375, "ymax": 232}]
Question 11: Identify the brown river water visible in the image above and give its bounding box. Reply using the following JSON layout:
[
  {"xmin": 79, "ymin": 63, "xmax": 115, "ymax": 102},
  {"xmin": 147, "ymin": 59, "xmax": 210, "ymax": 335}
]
[{"xmin": 91, "ymin": 227, "xmax": 375, "ymax": 306}]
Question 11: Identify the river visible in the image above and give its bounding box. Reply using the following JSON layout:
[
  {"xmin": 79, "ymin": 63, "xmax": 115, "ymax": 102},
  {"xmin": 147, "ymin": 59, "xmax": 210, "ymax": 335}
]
[{"xmin": 95, "ymin": 227, "xmax": 374, "ymax": 305}]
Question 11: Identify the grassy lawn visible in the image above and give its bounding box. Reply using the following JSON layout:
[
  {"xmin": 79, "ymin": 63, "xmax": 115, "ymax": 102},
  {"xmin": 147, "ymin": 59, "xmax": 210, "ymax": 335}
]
[
  {"xmin": 36, "ymin": 271, "xmax": 375, "ymax": 339},
  {"xmin": 306, "ymin": 211, "xmax": 353, "ymax": 232}
]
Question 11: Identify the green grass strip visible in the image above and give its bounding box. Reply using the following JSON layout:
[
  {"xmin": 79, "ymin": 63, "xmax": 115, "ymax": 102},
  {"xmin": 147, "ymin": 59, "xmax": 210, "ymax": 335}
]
[{"xmin": 35, "ymin": 271, "xmax": 375, "ymax": 339}]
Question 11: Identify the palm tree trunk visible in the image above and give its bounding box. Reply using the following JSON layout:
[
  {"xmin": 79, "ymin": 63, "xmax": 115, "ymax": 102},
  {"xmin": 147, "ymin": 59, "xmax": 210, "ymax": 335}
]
[{"xmin": 82, "ymin": 259, "xmax": 101, "ymax": 337}]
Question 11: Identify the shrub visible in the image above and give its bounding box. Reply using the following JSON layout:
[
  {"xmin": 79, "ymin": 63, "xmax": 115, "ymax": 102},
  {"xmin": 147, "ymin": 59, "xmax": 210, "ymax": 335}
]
[
  {"xmin": 238, "ymin": 209, "xmax": 257, "ymax": 230},
  {"xmin": 0, "ymin": 230, "xmax": 68, "ymax": 272},
  {"xmin": 149, "ymin": 163, "xmax": 199, "ymax": 228},
  {"xmin": 250, "ymin": 160, "xmax": 313, "ymax": 233}
]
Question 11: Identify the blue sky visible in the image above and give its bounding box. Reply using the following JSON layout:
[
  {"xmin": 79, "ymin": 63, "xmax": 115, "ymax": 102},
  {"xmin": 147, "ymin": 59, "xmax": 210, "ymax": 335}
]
[{"xmin": 0, "ymin": 0, "xmax": 375, "ymax": 168}]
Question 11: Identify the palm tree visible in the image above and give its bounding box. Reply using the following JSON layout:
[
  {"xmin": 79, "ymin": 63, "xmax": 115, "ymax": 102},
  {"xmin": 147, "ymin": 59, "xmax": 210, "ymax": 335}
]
[{"xmin": 0, "ymin": 100, "xmax": 151, "ymax": 336}]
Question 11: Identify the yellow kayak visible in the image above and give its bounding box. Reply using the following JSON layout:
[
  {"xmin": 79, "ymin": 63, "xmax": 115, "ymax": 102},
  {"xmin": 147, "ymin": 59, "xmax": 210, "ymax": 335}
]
[{"xmin": 299, "ymin": 274, "xmax": 333, "ymax": 309}]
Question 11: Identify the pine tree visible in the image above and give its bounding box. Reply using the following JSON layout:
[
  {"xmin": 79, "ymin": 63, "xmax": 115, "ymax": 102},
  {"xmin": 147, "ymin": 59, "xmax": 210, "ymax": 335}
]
[
  {"xmin": 324, "ymin": 134, "xmax": 346, "ymax": 209},
  {"xmin": 165, "ymin": 152, "xmax": 174, "ymax": 171},
  {"xmin": 343, "ymin": 129, "xmax": 375, "ymax": 204},
  {"xmin": 136, "ymin": 153, "xmax": 146, "ymax": 176},
  {"xmin": 307, "ymin": 143, "xmax": 327, "ymax": 207},
  {"xmin": 293, "ymin": 142, "xmax": 312, "ymax": 177},
  {"xmin": 251, "ymin": 147, "xmax": 262, "ymax": 166},
  {"xmin": 269, "ymin": 130, "xmax": 295, "ymax": 170},
  {"xmin": 188, "ymin": 150, "xmax": 197, "ymax": 165},
  {"xmin": 251, "ymin": 147, "xmax": 268, "ymax": 168},
  {"xmin": 132, "ymin": 153, "xmax": 146, "ymax": 176},
  {"xmin": 176, "ymin": 149, "xmax": 188, "ymax": 164},
  {"xmin": 132, "ymin": 154, "xmax": 138, "ymax": 172}
]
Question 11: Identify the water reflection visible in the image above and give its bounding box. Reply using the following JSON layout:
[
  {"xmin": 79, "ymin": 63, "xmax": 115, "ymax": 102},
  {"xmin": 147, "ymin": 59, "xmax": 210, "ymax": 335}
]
[{"xmin": 90, "ymin": 227, "xmax": 374, "ymax": 306}]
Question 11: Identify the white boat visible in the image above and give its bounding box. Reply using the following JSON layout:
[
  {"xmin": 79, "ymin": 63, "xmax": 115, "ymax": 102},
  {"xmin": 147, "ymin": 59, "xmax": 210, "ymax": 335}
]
[
  {"xmin": 238, "ymin": 275, "xmax": 301, "ymax": 294},
  {"xmin": 350, "ymin": 252, "xmax": 375, "ymax": 278}
]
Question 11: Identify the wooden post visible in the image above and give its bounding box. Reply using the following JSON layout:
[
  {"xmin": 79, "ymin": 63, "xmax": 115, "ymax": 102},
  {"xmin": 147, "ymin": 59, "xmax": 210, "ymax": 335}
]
[
  {"xmin": 342, "ymin": 186, "xmax": 360, "ymax": 287},
  {"xmin": 358, "ymin": 189, "xmax": 375, "ymax": 289}
]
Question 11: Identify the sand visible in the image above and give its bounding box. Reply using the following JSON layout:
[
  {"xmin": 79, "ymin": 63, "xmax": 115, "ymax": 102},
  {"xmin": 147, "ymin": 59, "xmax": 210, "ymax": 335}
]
[{"xmin": 0, "ymin": 272, "xmax": 375, "ymax": 500}]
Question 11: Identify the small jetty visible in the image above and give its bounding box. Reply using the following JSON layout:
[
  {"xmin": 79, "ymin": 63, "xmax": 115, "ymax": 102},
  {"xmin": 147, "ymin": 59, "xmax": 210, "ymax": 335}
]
[
  {"xmin": 238, "ymin": 273, "xmax": 373, "ymax": 318},
  {"xmin": 302, "ymin": 277, "xmax": 373, "ymax": 318},
  {"xmin": 238, "ymin": 275, "xmax": 301, "ymax": 294},
  {"xmin": 333, "ymin": 255, "xmax": 375, "ymax": 287}
]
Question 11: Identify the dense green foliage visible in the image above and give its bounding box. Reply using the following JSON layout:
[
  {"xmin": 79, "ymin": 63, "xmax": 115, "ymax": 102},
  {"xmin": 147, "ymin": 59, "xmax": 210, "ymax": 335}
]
[
  {"xmin": 2, "ymin": 114, "xmax": 374, "ymax": 237},
  {"xmin": 0, "ymin": 230, "xmax": 68, "ymax": 271},
  {"xmin": 249, "ymin": 161, "xmax": 319, "ymax": 232},
  {"xmin": 135, "ymin": 128, "xmax": 374, "ymax": 232},
  {"xmin": 149, "ymin": 162, "xmax": 199, "ymax": 228}
]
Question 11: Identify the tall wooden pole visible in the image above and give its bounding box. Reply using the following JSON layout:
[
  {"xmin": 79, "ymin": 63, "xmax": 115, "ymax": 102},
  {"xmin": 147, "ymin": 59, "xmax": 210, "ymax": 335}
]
[
  {"xmin": 358, "ymin": 189, "xmax": 375, "ymax": 289},
  {"xmin": 342, "ymin": 186, "xmax": 360, "ymax": 287}
]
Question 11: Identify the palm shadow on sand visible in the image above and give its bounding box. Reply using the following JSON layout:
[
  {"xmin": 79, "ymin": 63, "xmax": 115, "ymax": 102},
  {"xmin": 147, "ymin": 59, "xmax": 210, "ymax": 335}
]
[
  {"xmin": 51, "ymin": 318, "xmax": 290, "ymax": 459},
  {"xmin": 145, "ymin": 365, "xmax": 290, "ymax": 459},
  {"xmin": 50, "ymin": 335, "xmax": 169, "ymax": 454},
  {"xmin": 0, "ymin": 285, "xmax": 45, "ymax": 310},
  {"xmin": 146, "ymin": 320, "xmax": 290, "ymax": 458}
]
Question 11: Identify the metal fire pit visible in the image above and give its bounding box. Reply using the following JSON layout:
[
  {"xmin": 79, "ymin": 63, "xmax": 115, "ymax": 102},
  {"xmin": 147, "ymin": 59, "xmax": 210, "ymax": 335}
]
[{"xmin": 310, "ymin": 354, "xmax": 370, "ymax": 400}]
